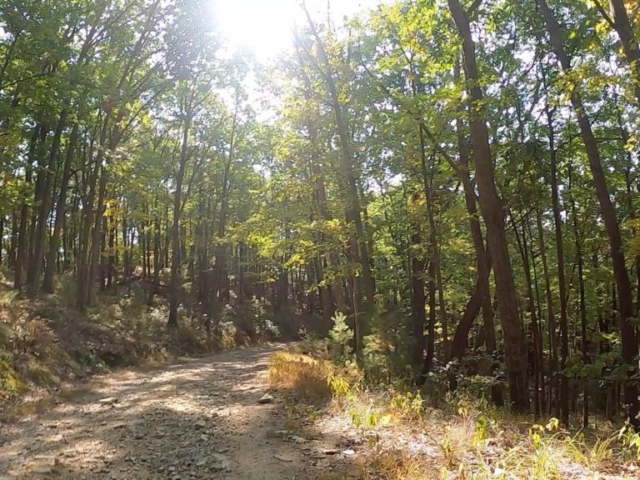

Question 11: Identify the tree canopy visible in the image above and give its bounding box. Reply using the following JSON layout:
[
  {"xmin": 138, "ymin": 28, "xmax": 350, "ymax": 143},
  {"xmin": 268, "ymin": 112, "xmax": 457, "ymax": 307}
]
[{"xmin": 1, "ymin": 0, "xmax": 640, "ymax": 428}]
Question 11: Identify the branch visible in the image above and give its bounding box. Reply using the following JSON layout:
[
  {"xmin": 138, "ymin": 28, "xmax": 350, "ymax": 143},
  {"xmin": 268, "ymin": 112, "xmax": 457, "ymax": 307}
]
[
  {"xmin": 466, "ymin": 0, "xmax": 483, "ymax": 16},
  {"xmin": 592, "ymin": 0, "xmax": 616, "ymax": 29}
]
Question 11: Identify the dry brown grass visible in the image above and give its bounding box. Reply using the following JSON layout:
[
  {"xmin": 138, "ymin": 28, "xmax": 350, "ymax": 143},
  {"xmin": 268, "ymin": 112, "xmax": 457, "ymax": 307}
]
[
  {"xmin": 357, "ymin": 449, "xmax": 440, "ymax": 480},
  {"xmin": 268, "ymin": 346, "xmax": 640, "ymax": 480},
  {"xmin": 0, "ymin": 384, "xmax": 97, "ymax": 423},
  {"xmin": 269, "ymin": 350, "xmax": 334, "ymax": 400}
]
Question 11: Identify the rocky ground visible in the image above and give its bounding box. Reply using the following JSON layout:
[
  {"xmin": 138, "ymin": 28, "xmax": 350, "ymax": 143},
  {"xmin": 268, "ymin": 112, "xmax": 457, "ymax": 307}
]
[{"xmin": 0, "ymin": 345, "xmax": 354, "ymax": 480}]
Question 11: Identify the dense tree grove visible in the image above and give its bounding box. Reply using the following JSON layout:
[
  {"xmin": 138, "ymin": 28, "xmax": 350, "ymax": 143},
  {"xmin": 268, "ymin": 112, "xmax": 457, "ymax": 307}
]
[{"xmin": 1, "ymin": 0, "xmax": 640, "ymax": 428}]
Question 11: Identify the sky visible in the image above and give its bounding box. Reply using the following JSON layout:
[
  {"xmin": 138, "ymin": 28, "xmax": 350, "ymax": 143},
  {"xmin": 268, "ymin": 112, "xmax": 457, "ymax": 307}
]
[{"xmin": 209, "ymin": 0, "xmax": 387, "ymax": 62}]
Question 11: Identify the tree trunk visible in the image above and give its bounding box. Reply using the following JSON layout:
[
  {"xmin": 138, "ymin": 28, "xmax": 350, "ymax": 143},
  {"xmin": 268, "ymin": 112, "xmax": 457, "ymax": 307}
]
[
  {"xmin": 606, "ymin": 0, "xmax": 640, "ymax": 104},
  {"xmin": 301, "ymin": 14, "xmax": 376, "ymax": 318},
  {"xmin": 43, "ymin": 124, "xmax": 78, "ymax": 293},
  {"xmin": 447, "ymin": 0, "xmax": 529, "ymax": 411},
  {"xmin": 569, "ymin": 164, "xmax": 590, "ymax": 429},
  {"xmin": 26, "ymin": 126, "xmax": 49, "ymax": 289},
  {"xmin": 536, "ymin": 208, "xmax": 557, "ymax": 416},
  {"xmin": 411, "ymin": 228, "xmax": 427, "ymax": 371},
  {"xmin": 28, "ymin": 110, "xmax": 67, "ymax": 296},
  {"xmin": 421, "ymin": 259, "xmax": 436, "ymax": 375},
  {"xmin": 513, "ymin": 214, "xmax": 544, "ymax": 418},
  {"xmin": 14, "ymin": 129, "xmax": 38, "ymax": 289},
  {"xmin": 168, "ymin": 112, "xmax": 192, "ymax": 328}
]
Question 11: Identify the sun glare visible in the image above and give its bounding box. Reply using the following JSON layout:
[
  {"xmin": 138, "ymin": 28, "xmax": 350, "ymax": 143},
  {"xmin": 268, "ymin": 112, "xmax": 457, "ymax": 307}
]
[{"xmin": 209, "ymin": 0, "xmax": 386, "ymax": 61}]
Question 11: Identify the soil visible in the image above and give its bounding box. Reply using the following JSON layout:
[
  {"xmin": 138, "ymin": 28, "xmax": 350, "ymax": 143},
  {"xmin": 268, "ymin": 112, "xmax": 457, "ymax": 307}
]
[{"xmin": 0, "ymin": 345, "xmax": 344, "ymax": 480}]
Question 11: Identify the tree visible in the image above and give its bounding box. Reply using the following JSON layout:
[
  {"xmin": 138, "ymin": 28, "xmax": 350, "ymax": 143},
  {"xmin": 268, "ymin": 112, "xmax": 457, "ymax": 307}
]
[{"xmin": 447, "ymin": 0, "xmax": 529, "ymax": 411}]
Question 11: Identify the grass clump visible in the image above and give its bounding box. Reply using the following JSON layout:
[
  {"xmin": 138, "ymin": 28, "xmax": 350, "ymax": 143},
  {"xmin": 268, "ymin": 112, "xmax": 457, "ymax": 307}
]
[
  {"xmin": 357, "ymin": 449, "xmax": 439, "ymax": 480},
  {"xmin": 269, "ymin": 350, "xmax": 333, "ymax": 400}
]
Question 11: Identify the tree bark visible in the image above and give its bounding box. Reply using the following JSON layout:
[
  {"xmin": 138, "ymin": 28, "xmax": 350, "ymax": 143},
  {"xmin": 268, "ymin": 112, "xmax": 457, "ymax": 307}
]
[
  {"xmin": 43, "ymin": 124, "xmax": 78, "ymax": 293},
  {"xmin": 168, "ymin": 103, "xmax": 194, "ymax": 327},
  {"xmin": 447, "ymin": 0, "xmax": 529, "ymax": 411},
  {"xmin": 411, "ymin": 228, "xmax": 427, "ymax": 371}
]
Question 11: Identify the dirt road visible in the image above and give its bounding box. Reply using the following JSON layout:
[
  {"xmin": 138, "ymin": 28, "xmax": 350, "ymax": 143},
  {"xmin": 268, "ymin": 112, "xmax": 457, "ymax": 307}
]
[{"xmin": 0, "ymin": 345, "xmax": 325, "ymax": 480}]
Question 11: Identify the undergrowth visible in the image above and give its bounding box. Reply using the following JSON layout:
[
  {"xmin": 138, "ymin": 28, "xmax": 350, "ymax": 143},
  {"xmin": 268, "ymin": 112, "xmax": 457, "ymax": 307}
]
[{"xmin": 269, "ymin": 338, "xmax": 640, "ymax": 480}]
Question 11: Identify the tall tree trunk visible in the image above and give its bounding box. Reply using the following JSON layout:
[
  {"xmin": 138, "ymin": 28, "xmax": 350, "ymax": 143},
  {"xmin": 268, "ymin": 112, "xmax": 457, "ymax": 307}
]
[
  {"xmin": 9, "ymin": 209, "xmax": 18, "ymax": 269},
  {"xmin": 536, "ymin": 208, "xmax": 557, "ymax": 416},
  {"xmin": 411, "ymin": 226, "xmax": 427, "ymax": 371},
  {"xmin": 14, "ymin": 128, "xmax": 38, "ymax": 289},
  {"xmin": 301, "ymin": 13, "xmax": 376, "ymax": 319},
  {"xmin": 26, "ymin": 126, "xmax": 49, "ymax": 289},
  {"xmin": 28, "ymin": 110, "xmax": 67, "ymax": 296},
  {"xmin": 569, "ymin": 164, "xmax": 590, "ymax": 429},
  {"xmin": 513, "ymin": 214, "xmax": 544, "ymax": 418},
  {"xmin": 602, "ymin": 0, "xmax": 640, "ymax": 104},
  {"xmin": 77, "ymin": 120, "xmax": 107, "ymax": 311},
  {"xmin": 168, "ymin": 112, "xmax": 193, "ymax": 328},
  {"xmin": 447, "ymin": 0, "xmax": 529, "ymax": 411},
  {"xmin": 43, "ymin": 124, "xmax": 78, "ymax": 293},
  {"xmin": 421, "ymin": 259, "xmax": 436, "ymax": 375}
]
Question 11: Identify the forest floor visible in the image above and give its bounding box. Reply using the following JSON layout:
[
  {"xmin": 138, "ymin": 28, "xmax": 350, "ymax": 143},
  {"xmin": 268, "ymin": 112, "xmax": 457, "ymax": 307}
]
[
  {"xmin": 1, "ymin": 342, "xmax": 640, "ymax": 479},
  {"xmin": 0, "ymin": 344, "xmax": 639, "ymax": 480},
  {"xmin": 0, "ymin": 344, "xmax": 347, "ymax": 480}
]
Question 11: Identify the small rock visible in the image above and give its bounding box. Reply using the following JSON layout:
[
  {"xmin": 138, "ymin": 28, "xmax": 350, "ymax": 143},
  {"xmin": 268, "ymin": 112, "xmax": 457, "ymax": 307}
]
[
  {"xmin": 194, "ymin": 421, "xmax": 206, "ymax": 430},
  {"xmin": 322, "ymin": 449, "xmax": 340, "ymax": 455},
  {"xmin": 211, "ymin": 453, "xmax": 232, "ymax": 472},
  {"xmin": 98, "ymin": 397, "xmax": 118, "ymax": 405},
  {"xmin": 273, "ymin": 454, "xmax": 294, "ymax": 463},
  {"xmin": 343, "ymin": 449, "xmax": 355, "ymax": 456},
  {"xmin": 200, "ymin": 434, "xmax": 208, "ymax": 441},
  {"xmin": 257, "ymin": 393, "xmax": 274, "ymax": 404},
  {"xmin": 291, "ymin": 435, "xmax": 306, "ymax": 444}
]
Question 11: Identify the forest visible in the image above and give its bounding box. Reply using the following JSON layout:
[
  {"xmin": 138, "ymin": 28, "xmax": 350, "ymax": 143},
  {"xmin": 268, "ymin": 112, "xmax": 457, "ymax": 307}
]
[{"xmin": 1, "ymin": 0, "xmax": 640, "ymax": 453}]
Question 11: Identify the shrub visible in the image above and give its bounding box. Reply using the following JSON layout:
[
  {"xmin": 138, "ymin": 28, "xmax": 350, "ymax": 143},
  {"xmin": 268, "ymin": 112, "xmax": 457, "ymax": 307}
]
[{"xmin": 328, "ymin": 311, "xmax": 353, "ymax": 360}]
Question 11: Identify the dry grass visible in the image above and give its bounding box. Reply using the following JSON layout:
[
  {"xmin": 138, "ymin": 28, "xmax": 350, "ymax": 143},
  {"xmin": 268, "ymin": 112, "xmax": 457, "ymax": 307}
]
[
  {"xmin": 269, "ymin": 350, "xmax": 334, "ymax": 400},
  {"xmin": 357, "ymin": 449, "xmax": 441, "ymax": 480},
  {"xmin": 269, "ymin": 346, "xmax": 640, "ymax": 480},
  {"xmin": 0, "ymin": 384, "xmax": 97, "ymax": 423}
]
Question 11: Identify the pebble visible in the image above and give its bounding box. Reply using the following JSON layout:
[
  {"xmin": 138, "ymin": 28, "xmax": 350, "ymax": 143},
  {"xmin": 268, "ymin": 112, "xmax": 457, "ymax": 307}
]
[{"xmin": 257, "ymin": 393, "xmax": 274, "ymax": 404}]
